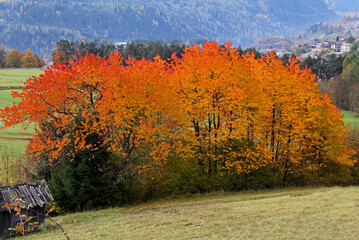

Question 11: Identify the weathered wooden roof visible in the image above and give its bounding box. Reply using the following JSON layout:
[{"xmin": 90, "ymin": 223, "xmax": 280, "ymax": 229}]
[{"xmin": 0, "ymin": 180, "xmax": 54, "ymax": 212}]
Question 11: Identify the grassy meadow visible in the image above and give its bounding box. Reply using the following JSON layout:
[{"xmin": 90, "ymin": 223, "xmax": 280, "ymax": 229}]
[
  {"xmin": 0, "ymin": 69, "xmax": 41, "ymax": 154},
  {"xmin": 342, "ymin": 111, "xmax": 359, "ymax": 128},
  {"xmin": 16, "ymin": 186, "xmax": 359, "ymax": 240},
  {"xmin": 0, "ymin": 68, "xmax": 41, "ymax": 88}
]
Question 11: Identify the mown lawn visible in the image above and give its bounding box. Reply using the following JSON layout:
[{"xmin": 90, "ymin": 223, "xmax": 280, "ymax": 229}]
[
  {"xmin": 18, "ymin": 186, "xmax": 359, "ymax": 240},
  {"xmin": 342, "ymin": 111, "xmax": 359, "ymax": 128}
]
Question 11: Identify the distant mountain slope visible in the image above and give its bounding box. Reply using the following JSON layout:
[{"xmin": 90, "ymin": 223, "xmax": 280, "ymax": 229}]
[
  {"xmin": 250, "ymin": 16, "xmax": 359, "ymax": 51},
  {"xmin": 0, "ymin": 0, "xmax": 338, "ymax": 55},
  {"xmin": 325, "ymin": 0, "xmax": 359, "ymax": 14}
]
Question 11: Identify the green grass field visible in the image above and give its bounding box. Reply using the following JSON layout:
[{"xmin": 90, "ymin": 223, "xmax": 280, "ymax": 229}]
[
  {"xmin": 0, "ymin": 68, "xmax": 41, "ymax": 87},
  {"xmin": 0, "ymin": 68, "xmax": 41, "ymax": 153},
  {"xmin": 0, "ymin": 89, "xmax": 21, "ymax": 108},
  {"xmin": 16, "ymin": 186, "xmax": 359, "ymax": 240},
  {"xmin": 342, "ymin": 111, "xmax": 359, "ymax": 128}
]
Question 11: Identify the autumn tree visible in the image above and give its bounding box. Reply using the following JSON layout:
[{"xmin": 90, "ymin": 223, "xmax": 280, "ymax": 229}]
[
  {"xmin": 97, "ymin": 55, "xmax": 184, "ymax": 182},
  {"xmin": 52, "ymin": 50, "xmax": 68, "ymax": 65},
  {"xmin": 170, "ymin": 43, "xmax": 263, "ymax": 175},
  {"xmin": 21, "ymin": 49, "xmax": 45, "ymax": 68},
  {"xmin": 21, "ymin": 49, "xmax": 38, "ymax": 68},
  {"xmin": 171, "ymin": 42, "xmax": 353, "ymax": 183},
  {"xmin": 36, "ymin": 55, "xmax": 46, "ymax": 68},
  {"xmin": 0, "ymin": 53, "xmax": 120, "ymax": 209},
  {"xmin": 5, "ymin": 49, "xmax": 22, "ymax": 68}
]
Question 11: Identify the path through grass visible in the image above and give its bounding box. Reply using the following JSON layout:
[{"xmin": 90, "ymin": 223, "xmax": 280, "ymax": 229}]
[{"xmin": 19, "ymin": 186, "xmax": 359, "ymax": 240}]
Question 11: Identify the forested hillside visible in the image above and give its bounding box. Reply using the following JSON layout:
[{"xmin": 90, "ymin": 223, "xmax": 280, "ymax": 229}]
[{"xmin": 0, "ymin": 0, "xmax": 338, "ymax": 55}]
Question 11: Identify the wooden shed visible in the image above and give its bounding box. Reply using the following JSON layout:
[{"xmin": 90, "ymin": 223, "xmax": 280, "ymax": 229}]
[{"xmin": 0, "ymin": 180, "xmax": 54, "ymax": 239}]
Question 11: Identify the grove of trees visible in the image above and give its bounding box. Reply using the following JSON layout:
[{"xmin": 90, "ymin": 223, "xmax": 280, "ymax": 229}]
[
  {"xmin": 3, "ymin": 48, "xmax": 45, "ymax": 68},
  {"xmin": 5, "ymin": 49, "xmax": 22, "ymax": 68},
  {"xmin": 0, "ymin": 42, "xmax": 355, "ymax": 211}
]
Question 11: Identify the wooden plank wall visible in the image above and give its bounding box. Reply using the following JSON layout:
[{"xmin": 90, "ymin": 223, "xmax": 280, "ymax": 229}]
[
  {"xmin": 0, "ymin": 206, "xmax": 46, "ymax": 239},
  {"xmin": 0, "ymin": 211, "xmax": 16, "ymax": 239}
]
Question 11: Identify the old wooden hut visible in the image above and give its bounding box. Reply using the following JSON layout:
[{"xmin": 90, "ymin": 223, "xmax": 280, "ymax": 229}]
[{"xmin": 0, "ymin": 180, "xmax": 54, "ymax": 239}]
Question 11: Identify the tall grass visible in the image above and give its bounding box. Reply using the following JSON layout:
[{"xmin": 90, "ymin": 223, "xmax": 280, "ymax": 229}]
[{"xmin": 0, "ymin": 144, "xmax": 28, "ymax": 185}]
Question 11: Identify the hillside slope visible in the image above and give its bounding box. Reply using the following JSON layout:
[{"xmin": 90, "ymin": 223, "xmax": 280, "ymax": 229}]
[
  {"xmin": 0, "ymin": 0, "xmax": 338, "ymax": 55},
  {"xmin": 325, "ymin": 0, "xmax": 359, "ymax": 14},
  {"xmin": 250, "ymin": 16, "xmax": 359, "ymax": 50}
]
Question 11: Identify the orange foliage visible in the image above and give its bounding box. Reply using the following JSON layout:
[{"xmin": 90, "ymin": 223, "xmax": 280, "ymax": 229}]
[
  {"xmin": 0, "ymin": 42, "xmax": 354, "ymax": 178},
  {"xmin": 52, "ymin": 50, "xmax": 68, "ymax": 65}
]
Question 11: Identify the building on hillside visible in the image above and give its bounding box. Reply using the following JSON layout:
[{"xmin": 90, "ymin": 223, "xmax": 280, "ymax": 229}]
[
  {"xmin": 0, "ymin": 180, "xmax": 54, "ymax": 239},
  {"xmin": 311, "ymin": 48, "xmax": 323, "ymax": 56},
  {"xmin": 334, "ymin": 41, "xmax": 344, "ymax": 52}
]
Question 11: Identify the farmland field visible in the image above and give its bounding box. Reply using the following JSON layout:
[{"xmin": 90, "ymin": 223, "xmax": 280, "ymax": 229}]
[
  {"xmin": 17, "ymin": 186, "xmax": 359, "ymax": 240},
  {"xmin": 0, "ymin": 68, "xmax": 41, "ymax": 153},
  {"xmin": 0, "ymin": 68, "xmax": 41, "ymax": 87}
]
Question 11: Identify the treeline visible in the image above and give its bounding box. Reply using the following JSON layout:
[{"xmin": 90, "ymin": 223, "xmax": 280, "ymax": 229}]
[
  {"xmin": 1, "ymin": 42, "xmax": 355, "ymax": 212},
  {"xmin": 0, "ymin": 48, "xmax": 45, "ymax": 68},
  {"xmin": 51, "ymin": 39, "xmax": 275, "ymax": 65},
  {"xmin": 52, "ymin": 39, "xmax": 186, "ymax": 64}
]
